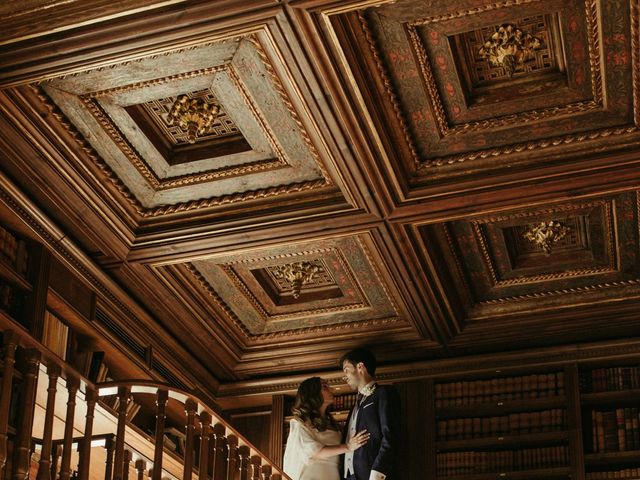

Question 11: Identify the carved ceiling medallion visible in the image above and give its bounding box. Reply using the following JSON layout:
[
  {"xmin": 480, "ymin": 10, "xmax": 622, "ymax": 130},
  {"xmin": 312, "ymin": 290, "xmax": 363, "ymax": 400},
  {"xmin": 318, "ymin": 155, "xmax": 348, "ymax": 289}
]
[
  {"xmin": 167, "ymin": 94, "xmax": 220, "ymax": 144},
  {"xmin": 269, "ymin": 261, "xmax": 326, "ymax": 299},
  {"xmin": 478, "ymin": 23, "xmax": 543, "ymax": 77},
  {"xmin": 523, "ymin": 221, "xmax": 571, "ymax": 255}
]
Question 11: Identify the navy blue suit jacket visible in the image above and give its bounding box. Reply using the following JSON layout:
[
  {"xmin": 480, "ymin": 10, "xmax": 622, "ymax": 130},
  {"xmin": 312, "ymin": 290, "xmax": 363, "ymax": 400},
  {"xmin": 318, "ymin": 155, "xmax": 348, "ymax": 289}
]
[{"xmin": 343, "ymin": 385, "xmax": 400, "ymax": 480}]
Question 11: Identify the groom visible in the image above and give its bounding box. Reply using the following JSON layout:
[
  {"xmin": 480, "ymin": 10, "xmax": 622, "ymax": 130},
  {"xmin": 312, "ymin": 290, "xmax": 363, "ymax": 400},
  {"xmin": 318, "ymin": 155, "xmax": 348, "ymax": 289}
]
[{"xmin": 340, "ymin": 348, "xmax": 400, "ymax": 480}]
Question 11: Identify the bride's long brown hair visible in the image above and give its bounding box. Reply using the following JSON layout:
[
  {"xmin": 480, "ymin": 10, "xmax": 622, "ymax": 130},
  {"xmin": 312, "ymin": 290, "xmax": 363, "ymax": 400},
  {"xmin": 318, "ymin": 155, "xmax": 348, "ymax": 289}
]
[{"xmin": 292, "ymin": 377, "xmax": 338, "ymax": 432}]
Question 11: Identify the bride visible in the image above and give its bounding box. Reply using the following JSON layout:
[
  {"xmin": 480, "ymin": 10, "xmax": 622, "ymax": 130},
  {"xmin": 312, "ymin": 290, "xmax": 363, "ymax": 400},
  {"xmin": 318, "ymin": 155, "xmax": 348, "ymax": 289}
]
[{"xmin": 283, "ymin": 377, "xmax": 369, "ymax": 480}]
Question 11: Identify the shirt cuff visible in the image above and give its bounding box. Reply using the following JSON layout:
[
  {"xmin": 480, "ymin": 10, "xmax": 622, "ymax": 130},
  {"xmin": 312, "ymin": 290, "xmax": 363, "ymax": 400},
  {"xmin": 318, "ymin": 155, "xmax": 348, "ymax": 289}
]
[{"xmin": 369, "ymin": 470, "xmax": 386, "ymax": 480}]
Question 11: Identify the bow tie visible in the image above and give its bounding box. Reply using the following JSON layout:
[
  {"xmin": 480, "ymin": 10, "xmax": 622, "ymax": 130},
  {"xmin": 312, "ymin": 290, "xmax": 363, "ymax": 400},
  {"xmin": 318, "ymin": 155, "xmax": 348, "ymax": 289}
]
[{"xmin": 356, "ymin": 393, "xmax": 364, "ymax": 406}]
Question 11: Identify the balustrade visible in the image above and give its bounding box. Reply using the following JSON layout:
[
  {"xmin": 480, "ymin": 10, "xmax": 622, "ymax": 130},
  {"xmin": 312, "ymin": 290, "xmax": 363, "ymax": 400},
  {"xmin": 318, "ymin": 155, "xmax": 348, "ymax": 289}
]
[{"xmin": 0, "ymin": 328, "xmax": 289, "ymax": 480}]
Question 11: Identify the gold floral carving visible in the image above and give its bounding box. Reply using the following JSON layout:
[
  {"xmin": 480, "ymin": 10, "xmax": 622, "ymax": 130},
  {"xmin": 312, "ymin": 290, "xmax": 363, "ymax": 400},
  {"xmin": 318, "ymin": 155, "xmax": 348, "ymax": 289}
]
[
  {"xmin": 270, "ymin": 261, "xmax": 325, "ymax": 299},
  {"xmin": 522, "ymin": 220, "xmax": 570, "ymax": 254},
  {"xmin": 185, "ymin": 262, "xmax": 403, "ymax": 340},
  {"xmin": 356, "ymin": 0, "xmax": 624, "ymax": 168},
  {"xmin": 468, "ymin": 200, "xmax": 616, "ymax": 287},
  {"xmin": 167, "ymin": 94, "xmax": 220, "ymax": 144},
  {"xmin": 33, "ymin": 84, "xmax": 331, "ymax": 218},
  {"xmin": 478, "ymin": 24, "xmax": 542, "ymax": 77}
]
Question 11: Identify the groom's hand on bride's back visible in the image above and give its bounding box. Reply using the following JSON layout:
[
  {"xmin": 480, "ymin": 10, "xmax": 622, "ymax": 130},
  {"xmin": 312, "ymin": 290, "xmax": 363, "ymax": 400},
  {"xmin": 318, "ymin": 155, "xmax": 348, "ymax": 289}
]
[{"xmin": 347, "ymin": 430, "xmax": 370, "ymax": 451}]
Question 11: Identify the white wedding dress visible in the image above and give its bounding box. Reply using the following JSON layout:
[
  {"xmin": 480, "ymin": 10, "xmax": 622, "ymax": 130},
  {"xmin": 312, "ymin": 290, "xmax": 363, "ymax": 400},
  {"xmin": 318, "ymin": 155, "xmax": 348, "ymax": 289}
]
[{"xmin": 283, "ymin": 418, "xmax": 341, "ymax": 480}]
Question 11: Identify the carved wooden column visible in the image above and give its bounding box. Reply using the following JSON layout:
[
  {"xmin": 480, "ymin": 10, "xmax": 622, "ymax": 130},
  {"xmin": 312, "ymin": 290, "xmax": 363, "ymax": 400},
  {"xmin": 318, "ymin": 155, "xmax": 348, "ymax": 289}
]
[
  {"xmin": 104, "ymin": 437, "xmax": 115, "ymax": 480},
  {"xmin": 268, "ymin": 395, "xmax": 283, "ymax": 468},
  {"xmin": 12, "ymin": 349, "xmax": 40, "ymax": 480},
  {"xmin": 36, "ymin": 364, "xmax": 61, "ymax": 480},
  {"xmin": 59, "ymin": 377, "xmax": 80, "ymax": 480},
  {"xmin": 123, "ymin": 450, "xmax": 131, "ymax": 480},
  {"xmin": 238, "ymin": 447, "xmax": 250, "ymax": 480},
  {"xmin": 0, "ymin": 331, "xmax": 18, "ymax": 474},
  {"xmin": 249, "ymin": 456, "xmax": 261, "ymax": 480},
  {"xmin": 226, "ymin": 436, "xmax": 238, "ymax": 480},
  {"xmin": 198, "ymin": 412, "xmax": 212, "ymax": 480},
  {"xmin": 211, "ymin": 424, "xmax": 227, "ymax": 480},
  {"xmin": 134, "ymin": 460, "xmax": 145, "ymax": 480},
  {"xmin": 182, "ymin": 399, "xmax": 197, "ymax": 480},
  {"xmin": 78, "ymin": 387, "xmax": 98, "ymax": 480},
  {"xmin": 112, "ymin": 387, "xmax": 130, "ymax": 480},
  {"xmin": 151, "ymin": 390, "xmax": 168, "ymax": 480}
]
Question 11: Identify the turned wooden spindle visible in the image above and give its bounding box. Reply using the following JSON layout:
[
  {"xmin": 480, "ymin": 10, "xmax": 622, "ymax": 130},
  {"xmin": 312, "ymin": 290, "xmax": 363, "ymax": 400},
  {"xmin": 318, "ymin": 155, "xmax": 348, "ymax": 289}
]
[
  {"xmin": 198, "ymin": 412, "xmax": 212, "ymax": 480},
  {"xmin": 78, "ymin": 387, "xmax": 98, "ymax": 480},
  {"xmin": 0, "ymin": 331, "xmax": 18, "ymax": 474},
  {"xmin": 238, "ymin": 446, "xmax": 250, "ymax": 480},
  {"xmin": 249, "ymin": 455, "xmax": 261, "ymax": 480},
  {"xmin": 151, "ymin": 390, "xmax": 168, "ymax": 480},
  {"xmin": 182, "ymin": 399, "xmax": 197, "ymax": 480},
  {"xmin": 112, "ymin": 386, "xmax": 131, "ymax": 480},
  {"xmin": 211, "ymin": 424, "xmax": 227, "ymax": 480},
  {"xmin": 36, "ymin": 364, "xmax": 61, "ymax": 480},
  {"xmin": 226, "ymin": 436, "xmax": 239, "ymax": 480},
  {"xmin": 260, "ymin": 465, "xmax": 272, "ymax": 480},
  {"xmin": 12, "ymin": 348, "xmax": 40, "ymax": 480},
  {"xmin": 134, "ymin": 459, "xmax": 146, "ymax": 480},
  {"xmin": 50, "ymin": 444, "xmax": 62, "ymax": 480},
  {"xmin": 59, "ymin": 377, "xmax": 80, "ymax": 480},
  {"xmin": 123, "ymin": 450, "xmax": 131, "ymax": 480},
  {"xmin": 104, "ymin": 437, "xmax": 115, "ymax": 480}
]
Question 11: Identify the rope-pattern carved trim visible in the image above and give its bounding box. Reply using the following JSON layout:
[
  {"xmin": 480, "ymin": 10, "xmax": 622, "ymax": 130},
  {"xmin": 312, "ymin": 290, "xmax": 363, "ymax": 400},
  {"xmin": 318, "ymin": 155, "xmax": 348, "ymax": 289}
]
[
  {"xmin": 82, "ymin": 65, "xmax": 229, "ymax": 99},
  {"xmin": 142, "ymin": 179, "xmax": 329, "ymax": 217},
  {"xmin": 357, "ymin": 10, "xmax": 421, "ymax": 170},
  {"xmin": 185, "ymin": 263, "xmax": 405, "ymax": 340},
  {"xmin": 585, "ymin": 0, "xmax": 603, "ymax": 104},
  {"xmin": 33, "ymin": 86, "xmax": 331, "ymax": 218},
  {"xmin": 470, "ymin": 200, "xmax": 618, "ymax": 287},
  {"xmin": 79, "ymin": 69, "xmax": 289, "ymax": 191},
  {"xmin": 631, "ymin": 0, "xmax": 640, "ymax": 126},
  {"xmin": 409, "ymin": 0, "xmax": 542, "ymax": 26},
  {"xmin": 359, "ymin": 0, "xmax": 621, "ymax": 167},
  {"xmin": 32, "ymin": 84, "xmax": 146, "ymax": 216},
  {"xmin": 420, "ymin": 125, "xmax": 640, "ymax": 167},
  {"xmin": 246, "ymin": 35, "xmax": 334, "ymax": 184},
  {"xmin": 220, "ymin": 263, "xmax": 368, "ymax": 324},
  {"xmin": 477, "ymin": 277, "xmax": 640, "ymax": 305}
]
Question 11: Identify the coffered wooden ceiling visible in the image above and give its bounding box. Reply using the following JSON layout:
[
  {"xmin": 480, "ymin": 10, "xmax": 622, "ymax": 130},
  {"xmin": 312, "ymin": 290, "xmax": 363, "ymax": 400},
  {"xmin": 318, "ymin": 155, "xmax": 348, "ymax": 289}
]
[{"xmin": 1, "ymin": 0, "xmax": 640, "ymax": 389}]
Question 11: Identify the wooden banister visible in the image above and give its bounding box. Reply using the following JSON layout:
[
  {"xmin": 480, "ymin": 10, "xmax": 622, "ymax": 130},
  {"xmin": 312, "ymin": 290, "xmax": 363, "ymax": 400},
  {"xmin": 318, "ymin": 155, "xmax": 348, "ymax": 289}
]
[{"xmin": 0, "ymin": 324, "xmax": 290, "ymax": 480}]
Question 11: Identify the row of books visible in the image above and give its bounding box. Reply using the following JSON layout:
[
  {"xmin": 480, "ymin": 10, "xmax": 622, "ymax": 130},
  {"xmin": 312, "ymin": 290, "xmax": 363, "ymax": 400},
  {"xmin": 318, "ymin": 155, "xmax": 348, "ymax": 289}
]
[
  {"xmin": 332, "ymin": 393, "xmax": 358, "ymax": 410},
  {"xmin": 436, "ymin": 447, "xmax": 569, "ymax": 476},
  {"xmin": 586, "ymin": 469, "xmax": 640, "ymax": 479},
  {"xmin": 590, "ymin": 408, "xmax": 640, "ymax": 453},
  {"xmin": 437, "ymin": 409, "xmax": 567, "ymax": 440},
  {"xmin": 580, "ymin": 367, "xmax": 640, "ymax": 393},
  {"xmin": 0, "ymin": 282, "xmax": 25, "ymax": 321},
  {"xmin": 0, "ymin": 226, "xmax": 29, "ymax": 277},
  {"xmin": 42, "ymin": 310, "xmax": 70, "ymax": 360},
  {"xmin": 435, "ymin": 372, "xmax": 565, "ymax": 407}
]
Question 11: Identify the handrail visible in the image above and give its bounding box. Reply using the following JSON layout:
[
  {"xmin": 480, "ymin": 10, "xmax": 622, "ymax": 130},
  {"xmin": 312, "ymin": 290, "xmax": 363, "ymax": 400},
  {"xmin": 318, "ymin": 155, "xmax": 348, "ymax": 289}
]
[
  {"xmin": 97, "ymin": 380, "xmax": 289, "ymax": 479},
  {"xmin": 0, "ymin": 324, "xmax": 289, "ymax": 480}
]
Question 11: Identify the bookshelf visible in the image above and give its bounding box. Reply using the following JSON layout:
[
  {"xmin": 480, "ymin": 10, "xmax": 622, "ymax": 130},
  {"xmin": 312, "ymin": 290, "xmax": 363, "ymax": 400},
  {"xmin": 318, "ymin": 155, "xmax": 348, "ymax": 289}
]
[
  {"xmin": 579, "ymin": 363, "xmax": 640, "ymax": 479},
  {"xmin": 0, "ymin": 225, "xmax": 31, "ymax": 330},
  {"xmin": 434, "ymin": 368, "xmax": 571, "ymax": 479}
]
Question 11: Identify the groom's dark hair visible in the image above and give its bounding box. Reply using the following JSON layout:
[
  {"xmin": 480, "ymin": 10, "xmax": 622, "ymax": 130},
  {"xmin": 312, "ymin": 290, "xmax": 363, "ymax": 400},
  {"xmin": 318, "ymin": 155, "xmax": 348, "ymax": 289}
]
[{"xmin": 340, "ymin": 348, "xmax": 377, "ymax": 376}]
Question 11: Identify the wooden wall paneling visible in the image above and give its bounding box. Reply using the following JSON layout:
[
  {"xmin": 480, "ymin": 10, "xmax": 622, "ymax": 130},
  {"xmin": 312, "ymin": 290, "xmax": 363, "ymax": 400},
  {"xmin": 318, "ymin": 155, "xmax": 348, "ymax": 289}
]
[
  {"xmin": 565, "ymin": 364, "xmax": 585, "ymax": 480},
  {"xmin": 397, "ymin": 379, "xmax": 432, "ymax": 479}
]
